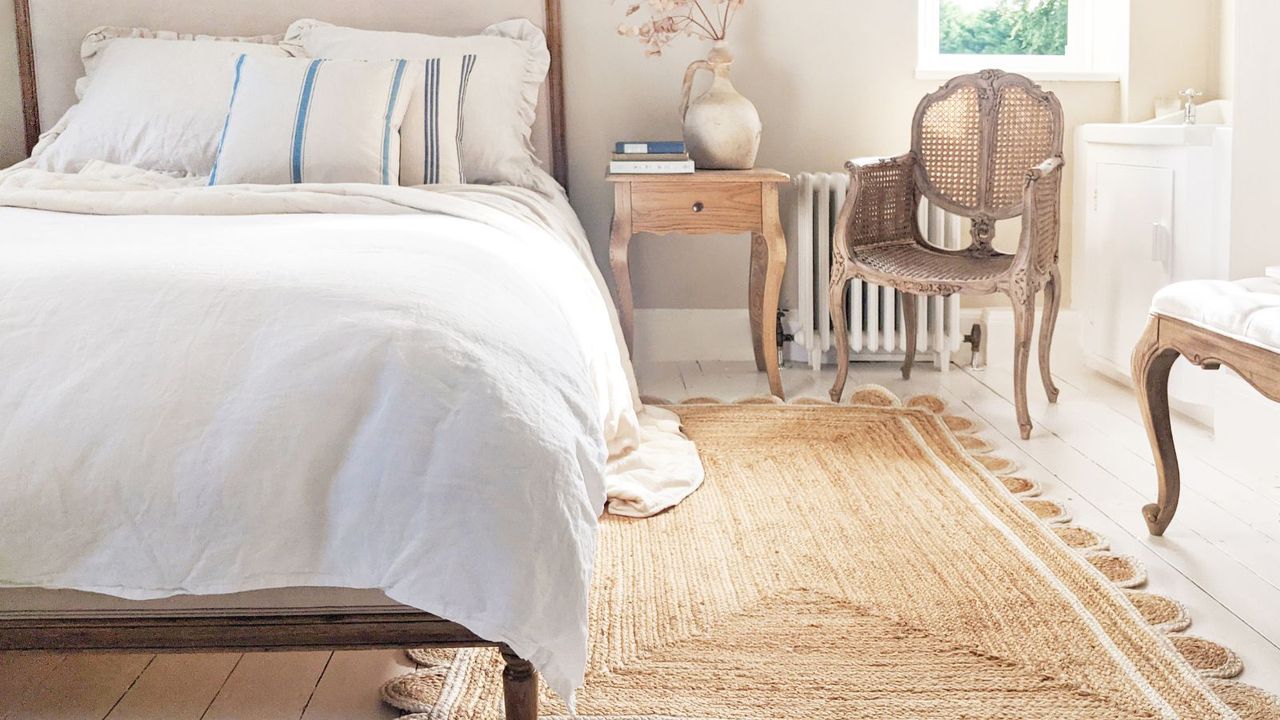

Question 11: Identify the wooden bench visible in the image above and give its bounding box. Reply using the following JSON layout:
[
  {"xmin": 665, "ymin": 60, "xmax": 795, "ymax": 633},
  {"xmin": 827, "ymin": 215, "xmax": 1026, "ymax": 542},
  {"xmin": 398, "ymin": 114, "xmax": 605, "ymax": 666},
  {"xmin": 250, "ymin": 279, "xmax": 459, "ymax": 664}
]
[{"xmin": 1132, "ymin": 278, "xmax": 1280, "ymax": 535}]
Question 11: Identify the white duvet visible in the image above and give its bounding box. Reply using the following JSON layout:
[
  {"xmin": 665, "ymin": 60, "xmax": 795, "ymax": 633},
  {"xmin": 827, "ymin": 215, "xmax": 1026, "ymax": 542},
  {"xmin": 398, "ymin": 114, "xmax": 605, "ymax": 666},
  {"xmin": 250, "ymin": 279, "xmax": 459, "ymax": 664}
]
[{"xmin": 0, "ymin": 162, "xmax": 703, "ymax": 701}]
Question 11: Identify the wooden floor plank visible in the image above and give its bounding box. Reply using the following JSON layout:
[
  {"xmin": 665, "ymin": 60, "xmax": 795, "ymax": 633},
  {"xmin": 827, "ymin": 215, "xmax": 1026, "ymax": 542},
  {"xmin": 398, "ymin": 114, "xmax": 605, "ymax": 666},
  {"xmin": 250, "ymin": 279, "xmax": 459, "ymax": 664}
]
[
  {"xmin": 202, "ymin": 652, "xmax": 331, "ymax": 720},
  {"xmin": 299, "ymin": 650, "xmax": 413, "ymax": 720},
  {"xmin": 0, "ymin": 654, "xmax": 67, "ymax": 718},
  {"xmin": 103, "ymin": 653, "xmax": 240, "ymax": 720},
  {"xmin": 967, "ymin": 365, "xmax": 1280, "ymax": 596},
  {"xmin": 941, "ymin": 366, "xmax": 1280, "ymax": 694},
  {"xmin": 0, "ymin": 654, "xmax": 153, "ymax": 720}
]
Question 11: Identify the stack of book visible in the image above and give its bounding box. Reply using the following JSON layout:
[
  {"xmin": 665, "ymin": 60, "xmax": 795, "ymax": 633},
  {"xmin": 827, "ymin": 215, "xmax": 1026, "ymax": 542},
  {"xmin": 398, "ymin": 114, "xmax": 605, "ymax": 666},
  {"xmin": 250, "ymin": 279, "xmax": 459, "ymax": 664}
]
[{"xmin": 609, "ymin": 141, "xmax": 695, "ymax": 174}]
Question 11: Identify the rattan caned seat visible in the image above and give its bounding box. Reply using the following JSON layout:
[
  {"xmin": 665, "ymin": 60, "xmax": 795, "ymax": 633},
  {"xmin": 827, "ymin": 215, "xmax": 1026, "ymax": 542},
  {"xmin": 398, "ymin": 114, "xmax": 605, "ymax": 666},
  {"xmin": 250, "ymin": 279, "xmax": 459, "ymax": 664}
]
[
  {"xmin": 829, "ymin": 70, "xmax": 1065, "ymax": 440},
  {"xmin": 852, "ymin": 242, "xmax": 1015, "ymax": 286}
]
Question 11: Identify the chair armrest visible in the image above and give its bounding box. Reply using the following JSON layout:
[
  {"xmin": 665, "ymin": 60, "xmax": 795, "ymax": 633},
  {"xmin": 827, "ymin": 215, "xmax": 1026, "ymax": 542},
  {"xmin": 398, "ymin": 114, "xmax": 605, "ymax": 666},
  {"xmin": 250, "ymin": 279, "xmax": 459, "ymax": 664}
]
[
  {"xmin": 1026, "ymin": 156, "xmax": 1064, "ymax": 182},
  {"xmin": 846, "ymin": 154, "xmax": 914, "ymax": 172},
  {"xmin": 1016, "ymin": 156, "xmax": 1065, "ymax": 272},
  {"xmin": 835, "ymin": 153, "xmax": 919, "ymax": 262}
]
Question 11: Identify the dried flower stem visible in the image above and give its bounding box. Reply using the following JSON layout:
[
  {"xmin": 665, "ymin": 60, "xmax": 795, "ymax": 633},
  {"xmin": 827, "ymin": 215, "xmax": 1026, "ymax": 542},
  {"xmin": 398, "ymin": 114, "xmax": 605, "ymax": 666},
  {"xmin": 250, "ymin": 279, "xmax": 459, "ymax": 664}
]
[{"xmin": 615, "ymin": 0, "xmax": 745, "ymax": 56}]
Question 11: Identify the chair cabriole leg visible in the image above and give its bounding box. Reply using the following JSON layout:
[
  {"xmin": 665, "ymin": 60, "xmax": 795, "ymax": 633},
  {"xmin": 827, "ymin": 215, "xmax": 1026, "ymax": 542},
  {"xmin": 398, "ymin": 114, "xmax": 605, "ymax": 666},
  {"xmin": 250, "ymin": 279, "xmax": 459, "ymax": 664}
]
[
  {"xmin": 1039, "ymin": 266, "xmax": 1062, "ymax": 403},
  {"xmin": 829, "ymin": 269, "xmax": 851, "ymax": 402},
  {"xmin": 1010, "ymin": 292, "xmax": 1035, "ymax": 440},
  {"xmin": 901, "ymin": 292, "xmax": 918, "ymax": 380}
]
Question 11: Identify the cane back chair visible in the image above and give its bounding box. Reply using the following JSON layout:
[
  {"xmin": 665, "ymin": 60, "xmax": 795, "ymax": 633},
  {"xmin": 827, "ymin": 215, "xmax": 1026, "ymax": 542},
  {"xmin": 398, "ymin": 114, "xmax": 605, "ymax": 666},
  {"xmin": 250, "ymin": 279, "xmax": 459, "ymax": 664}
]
[{"xmin": 828, "ymin": 70, "xmax": 1065, "ymax": 440}]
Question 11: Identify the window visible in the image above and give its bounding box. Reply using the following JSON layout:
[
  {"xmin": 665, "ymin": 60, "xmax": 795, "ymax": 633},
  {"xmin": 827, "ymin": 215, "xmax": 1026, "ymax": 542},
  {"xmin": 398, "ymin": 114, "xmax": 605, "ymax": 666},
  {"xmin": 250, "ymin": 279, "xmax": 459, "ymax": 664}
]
[{"xmin": 918, "ymin": 0, "xmax": 1126, "ymax": 81}]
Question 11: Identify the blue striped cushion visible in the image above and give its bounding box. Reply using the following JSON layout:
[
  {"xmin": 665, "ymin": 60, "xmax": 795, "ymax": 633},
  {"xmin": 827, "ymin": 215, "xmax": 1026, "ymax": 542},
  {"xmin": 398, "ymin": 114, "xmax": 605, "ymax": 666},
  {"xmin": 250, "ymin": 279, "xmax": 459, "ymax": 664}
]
[
  {"xmin": 210, "ymin": 55, "xmax": 416, "ymax": 185},
  {"xmin": 398, "ymin": 55, "xmax": 477, "ymax": 186}
]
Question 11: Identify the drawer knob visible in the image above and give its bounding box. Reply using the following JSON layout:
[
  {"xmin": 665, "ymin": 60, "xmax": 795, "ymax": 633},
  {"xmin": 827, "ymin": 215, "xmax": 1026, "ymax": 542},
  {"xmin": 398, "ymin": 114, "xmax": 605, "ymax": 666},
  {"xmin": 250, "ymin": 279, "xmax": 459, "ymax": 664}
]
[{"xmin": 692, "ymin": 201, "xmax": 705, "ymax": 213}]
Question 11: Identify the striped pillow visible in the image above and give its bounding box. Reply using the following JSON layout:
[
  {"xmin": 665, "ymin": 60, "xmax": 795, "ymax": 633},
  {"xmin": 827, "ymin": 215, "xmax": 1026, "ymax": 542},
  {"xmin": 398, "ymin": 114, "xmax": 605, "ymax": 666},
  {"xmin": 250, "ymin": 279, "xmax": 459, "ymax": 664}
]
[
  {"xmin": 399, "ymin": 55, "xmax": 477, "ymax": 186},
  {"xmin": 209, "ymin": 55, "xmax": 416, "ymax": 185}
]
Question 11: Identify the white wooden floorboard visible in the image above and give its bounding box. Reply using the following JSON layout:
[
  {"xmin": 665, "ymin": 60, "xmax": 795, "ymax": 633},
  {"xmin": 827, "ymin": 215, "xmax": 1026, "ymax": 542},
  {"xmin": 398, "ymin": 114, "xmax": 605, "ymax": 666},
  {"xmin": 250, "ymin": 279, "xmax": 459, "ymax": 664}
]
[
  {"xmin": 201, "ymin": 651, "xmax": 332, "ymax": 720},
  {"xmin": 941, "ymin": 366, "xmax": 1280, "ymax": 695},
  {"xmin": 971, "ymin": 365, "xmax": 1280, "ymax": 590},
  {"xmin": 984, "ymin": 362, "xmax": 1280, "ymax": 544}
]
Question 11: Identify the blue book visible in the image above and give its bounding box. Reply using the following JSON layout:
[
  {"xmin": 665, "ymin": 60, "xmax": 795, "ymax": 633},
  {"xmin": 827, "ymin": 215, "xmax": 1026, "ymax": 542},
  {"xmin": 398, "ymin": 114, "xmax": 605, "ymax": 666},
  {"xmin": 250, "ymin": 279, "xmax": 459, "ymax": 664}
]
[{"xmin": 615, "ymin": 140, "xmax": 686, "ymax": 155}]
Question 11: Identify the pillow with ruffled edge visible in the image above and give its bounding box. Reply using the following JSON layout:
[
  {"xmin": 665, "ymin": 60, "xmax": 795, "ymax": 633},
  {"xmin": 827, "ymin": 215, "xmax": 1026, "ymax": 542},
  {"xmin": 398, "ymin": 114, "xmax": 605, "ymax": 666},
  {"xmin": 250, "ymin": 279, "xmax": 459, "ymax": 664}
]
[
  {"xmin": 33, "ymin": 27, "xmax": 290, "ymax": 176},
  {"xmin": 283, "ymin": 18, "xmax": 554, "ymax": 192}
]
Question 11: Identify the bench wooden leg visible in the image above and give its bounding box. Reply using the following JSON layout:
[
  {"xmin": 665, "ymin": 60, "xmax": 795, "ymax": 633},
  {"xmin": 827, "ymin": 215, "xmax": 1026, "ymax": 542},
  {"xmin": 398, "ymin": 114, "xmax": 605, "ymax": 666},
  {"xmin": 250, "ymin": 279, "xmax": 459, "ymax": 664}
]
[
  {"xmin": 501, "ymin": 645, "xmax": 538, "ymax": 720},
  {"xmin": 1131, "ymin": 318, "xmax": 1183, "ymax": 536}
]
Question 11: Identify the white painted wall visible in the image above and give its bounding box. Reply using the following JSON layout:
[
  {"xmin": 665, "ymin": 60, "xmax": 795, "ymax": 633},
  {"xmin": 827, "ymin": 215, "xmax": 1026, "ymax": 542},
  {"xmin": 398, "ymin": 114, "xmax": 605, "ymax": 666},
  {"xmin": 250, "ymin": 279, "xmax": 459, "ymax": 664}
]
[
  {"xmin": 1124, "ymin": 0, "xmax": 1222, "ymax": 121},
  {"xmin": 0, "ymin": 1, "xmax": 1224, "ymax": 312},
  {"xmin": 1227, "ymin": 0, "xmax": 1280, "ymax": 278}
]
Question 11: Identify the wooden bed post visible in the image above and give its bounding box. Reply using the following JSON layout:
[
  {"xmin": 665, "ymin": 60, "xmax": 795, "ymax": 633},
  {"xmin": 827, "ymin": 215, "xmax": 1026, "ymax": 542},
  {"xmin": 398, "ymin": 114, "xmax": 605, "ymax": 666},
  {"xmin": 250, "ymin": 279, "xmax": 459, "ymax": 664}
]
[
  {"xmin": 14, "ymin": 0, "xmax": 39, "ymax": 155},
  {"xmin": 543, "ymin": 0, "xmax": 568, "ymax": 193},
  {"xmin": 501, "ymin": 645, "xmax": 539, "ymax": 720}
]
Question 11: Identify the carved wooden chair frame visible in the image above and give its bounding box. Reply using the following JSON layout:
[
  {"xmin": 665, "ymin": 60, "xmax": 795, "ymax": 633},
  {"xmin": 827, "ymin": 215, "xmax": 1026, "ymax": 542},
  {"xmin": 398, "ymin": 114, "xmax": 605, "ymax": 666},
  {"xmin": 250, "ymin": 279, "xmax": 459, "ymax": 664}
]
[
  {"xmin": 1132, "ymin": 315, "xmax": 1280, "ymax": 535},
  {"xmin": 829, "ymin": 70, "xmax": 1065, "ymax": 439}
]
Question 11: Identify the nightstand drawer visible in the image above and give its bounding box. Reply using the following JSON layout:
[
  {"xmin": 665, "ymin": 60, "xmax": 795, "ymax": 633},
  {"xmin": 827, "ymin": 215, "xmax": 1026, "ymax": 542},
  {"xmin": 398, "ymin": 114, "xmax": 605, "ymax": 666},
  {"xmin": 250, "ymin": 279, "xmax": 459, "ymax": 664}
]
[{"xmin": 630, "ymin": 182, "xmax": 762, "ymax": 234}]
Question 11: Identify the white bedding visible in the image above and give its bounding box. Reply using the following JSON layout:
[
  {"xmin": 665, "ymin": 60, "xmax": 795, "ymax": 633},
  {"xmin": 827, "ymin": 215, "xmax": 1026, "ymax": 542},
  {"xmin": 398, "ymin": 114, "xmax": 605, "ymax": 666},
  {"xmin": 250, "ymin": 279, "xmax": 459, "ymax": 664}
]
[{"xmin": 0, "ymin": 162, "xmax": 703, "ymax": 702}]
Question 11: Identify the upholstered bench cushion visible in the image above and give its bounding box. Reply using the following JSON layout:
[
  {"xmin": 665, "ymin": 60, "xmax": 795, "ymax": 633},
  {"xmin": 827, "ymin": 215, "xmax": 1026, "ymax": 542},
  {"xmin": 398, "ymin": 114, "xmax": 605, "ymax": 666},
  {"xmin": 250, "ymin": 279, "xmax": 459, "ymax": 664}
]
[{"xmin": 1151, "ymin": 278, "xmax": 1280, "ymax": 352}]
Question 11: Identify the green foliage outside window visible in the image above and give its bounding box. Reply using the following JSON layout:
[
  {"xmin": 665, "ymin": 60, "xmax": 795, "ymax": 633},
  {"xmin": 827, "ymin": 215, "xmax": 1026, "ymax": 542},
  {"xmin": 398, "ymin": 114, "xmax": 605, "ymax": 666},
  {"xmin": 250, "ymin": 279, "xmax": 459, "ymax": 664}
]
[{"xmin": 940, "ymin": 0, "xmax": 1069, "ymax": 56}]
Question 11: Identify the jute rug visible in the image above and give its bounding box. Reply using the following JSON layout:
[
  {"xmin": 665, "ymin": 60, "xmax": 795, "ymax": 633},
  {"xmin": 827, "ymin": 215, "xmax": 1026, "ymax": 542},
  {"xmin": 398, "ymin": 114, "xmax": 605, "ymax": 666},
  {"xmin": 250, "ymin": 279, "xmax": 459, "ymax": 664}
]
[{"xmin": 383, "ymin": 388, "xmax": 1280, "ymax": 719}]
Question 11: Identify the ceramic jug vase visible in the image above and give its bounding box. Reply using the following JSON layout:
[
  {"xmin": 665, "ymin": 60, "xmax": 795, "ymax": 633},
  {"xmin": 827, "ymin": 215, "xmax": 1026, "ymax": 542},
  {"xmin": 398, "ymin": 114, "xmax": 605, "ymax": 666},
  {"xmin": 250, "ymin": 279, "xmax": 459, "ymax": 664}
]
[{"xmin": 680, "ymin": 41, "xmax": 762, "ymax": 170}]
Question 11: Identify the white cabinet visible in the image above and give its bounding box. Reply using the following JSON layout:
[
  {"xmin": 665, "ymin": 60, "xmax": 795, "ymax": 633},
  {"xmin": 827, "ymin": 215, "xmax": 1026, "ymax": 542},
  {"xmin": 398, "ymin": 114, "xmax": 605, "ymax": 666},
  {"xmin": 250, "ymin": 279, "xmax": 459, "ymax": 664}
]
[
  {"xmin": 1083, "ymin": 163, "xmax": 1173, "ymax": 378},
  {"xmin": 1074, "ymin": 111, "xmax": 1233, "ymax": 411}
]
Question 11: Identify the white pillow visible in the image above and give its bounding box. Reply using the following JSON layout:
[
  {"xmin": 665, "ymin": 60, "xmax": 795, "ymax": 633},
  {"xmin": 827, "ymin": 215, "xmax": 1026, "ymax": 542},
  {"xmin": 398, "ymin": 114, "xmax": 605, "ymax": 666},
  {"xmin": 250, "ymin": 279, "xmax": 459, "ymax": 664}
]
[
  {"xmin": 37, "ymin": 36, "xmax": 289, "ymax": 176},
  {"xmin": 209, "ymin": 56, "xmax": 418, "ymax": 186},
  {"xmin": 75, "ymin": 26, "xmax": 286, "ymax": 100},
  {"xmin": 283, "ymin": 19, "xmax": 550, "ymax": 189}
]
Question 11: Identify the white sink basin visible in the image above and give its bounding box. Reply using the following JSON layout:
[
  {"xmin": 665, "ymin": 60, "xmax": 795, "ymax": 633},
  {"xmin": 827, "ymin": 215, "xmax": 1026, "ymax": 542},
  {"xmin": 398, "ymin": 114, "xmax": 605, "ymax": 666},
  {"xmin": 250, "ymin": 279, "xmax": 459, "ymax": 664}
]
[
  {"xmin": 1146, "ymin": 99, "xmax": 1233, "ymax": 126},
  {"xmin": 1078, "ymin": 100, "xmax": 1233, "ymax": 146}
]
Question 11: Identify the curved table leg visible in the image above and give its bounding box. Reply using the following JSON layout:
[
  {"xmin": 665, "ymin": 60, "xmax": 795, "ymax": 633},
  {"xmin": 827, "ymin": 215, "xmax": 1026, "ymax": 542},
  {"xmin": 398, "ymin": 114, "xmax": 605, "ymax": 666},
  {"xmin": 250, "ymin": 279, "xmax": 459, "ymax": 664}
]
[
  {"xmin": 760, "ymin": 186, "xmax": 787, "ymax": 399},
  {"xmin": 1131, "ymin": 318, "xmax": 1183, "ymax": 536},
  {"xmin": 609, "ymin": 187, "xmax": 635, "ymax": 355},
  {"xmin": 749, "ymin": 232, "xmax": 768, "ymax": 372}
]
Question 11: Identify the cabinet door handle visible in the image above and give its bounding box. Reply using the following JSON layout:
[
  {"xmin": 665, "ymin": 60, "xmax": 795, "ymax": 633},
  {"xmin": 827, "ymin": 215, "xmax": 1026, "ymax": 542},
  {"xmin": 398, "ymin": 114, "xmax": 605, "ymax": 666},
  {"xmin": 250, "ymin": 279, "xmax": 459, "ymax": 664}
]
[
  {"xmin": 691, "ymin": 201, "xmax": 705, "ymax": 213},
  {"xmin": 1151, "ymin": 223, "xmax": 1173, "ymax": 267}
]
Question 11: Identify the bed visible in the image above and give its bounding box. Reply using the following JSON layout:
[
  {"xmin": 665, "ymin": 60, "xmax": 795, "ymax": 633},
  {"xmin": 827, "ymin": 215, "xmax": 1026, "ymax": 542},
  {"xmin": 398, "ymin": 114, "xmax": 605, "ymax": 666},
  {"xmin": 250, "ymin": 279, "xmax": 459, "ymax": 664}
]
[{"xmin": 0, "ymin": 2, "xmax": 702, "ymax": 718}]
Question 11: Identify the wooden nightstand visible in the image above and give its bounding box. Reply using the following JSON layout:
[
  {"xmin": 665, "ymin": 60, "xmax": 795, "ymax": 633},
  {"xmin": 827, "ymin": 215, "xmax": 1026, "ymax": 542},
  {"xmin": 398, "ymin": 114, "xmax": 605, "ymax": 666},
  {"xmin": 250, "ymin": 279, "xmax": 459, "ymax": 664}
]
[{"xmin": 608, "ymin": 168, "xmax": 790, "ymax": 398}]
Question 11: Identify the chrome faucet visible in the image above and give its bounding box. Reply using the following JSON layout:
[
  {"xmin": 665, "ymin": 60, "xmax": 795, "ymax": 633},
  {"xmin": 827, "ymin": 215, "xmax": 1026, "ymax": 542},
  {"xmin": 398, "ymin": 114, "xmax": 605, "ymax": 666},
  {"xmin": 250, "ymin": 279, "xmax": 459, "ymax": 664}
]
[{"xmin": 1180, "ymin": 88, "xmax": 1203, "ymax": 125}]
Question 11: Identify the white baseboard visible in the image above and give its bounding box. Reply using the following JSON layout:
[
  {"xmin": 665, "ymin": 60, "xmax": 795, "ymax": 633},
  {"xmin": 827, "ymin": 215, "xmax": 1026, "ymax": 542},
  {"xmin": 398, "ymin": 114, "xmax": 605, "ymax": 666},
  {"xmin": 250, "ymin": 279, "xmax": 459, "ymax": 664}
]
[
  {"xmin": 633, "ymin": 309, "xmax": 756, "ymax": 363},
  {"xmin": 978, "ymin": 307, "xmax": 1083, "ymax": 372}
]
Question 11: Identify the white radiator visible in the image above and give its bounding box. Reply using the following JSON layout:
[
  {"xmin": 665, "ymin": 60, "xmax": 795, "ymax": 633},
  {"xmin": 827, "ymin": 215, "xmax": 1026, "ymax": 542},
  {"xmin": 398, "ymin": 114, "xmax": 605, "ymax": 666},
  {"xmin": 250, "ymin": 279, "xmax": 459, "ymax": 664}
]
[{"xmin": 789, "ymin": 172, "xmax": 965, "ymax": 371}]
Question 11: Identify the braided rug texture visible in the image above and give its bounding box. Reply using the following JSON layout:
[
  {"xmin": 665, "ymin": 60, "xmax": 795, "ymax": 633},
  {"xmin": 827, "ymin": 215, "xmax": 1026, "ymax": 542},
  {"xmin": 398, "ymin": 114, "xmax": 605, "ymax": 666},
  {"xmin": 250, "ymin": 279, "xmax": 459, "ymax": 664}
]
[{"xmin": 383, "ymin": 387, "xmax": 1280, "ymax": 720}]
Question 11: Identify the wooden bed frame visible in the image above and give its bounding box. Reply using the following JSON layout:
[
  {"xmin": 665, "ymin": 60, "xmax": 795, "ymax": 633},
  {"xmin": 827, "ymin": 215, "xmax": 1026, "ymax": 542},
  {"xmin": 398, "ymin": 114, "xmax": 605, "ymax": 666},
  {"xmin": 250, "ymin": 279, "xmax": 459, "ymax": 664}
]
[{"xmin": 4, "ymin": 2, "xmax": 567, "ymax": 717}]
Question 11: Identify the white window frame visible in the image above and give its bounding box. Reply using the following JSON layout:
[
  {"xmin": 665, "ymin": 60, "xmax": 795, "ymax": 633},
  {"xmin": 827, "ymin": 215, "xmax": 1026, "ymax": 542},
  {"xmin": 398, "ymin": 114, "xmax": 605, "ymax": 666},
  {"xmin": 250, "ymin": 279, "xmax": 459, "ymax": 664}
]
[{"xmin": 917, "ymin": 0, "xmax": 1126, "ymax": 82}]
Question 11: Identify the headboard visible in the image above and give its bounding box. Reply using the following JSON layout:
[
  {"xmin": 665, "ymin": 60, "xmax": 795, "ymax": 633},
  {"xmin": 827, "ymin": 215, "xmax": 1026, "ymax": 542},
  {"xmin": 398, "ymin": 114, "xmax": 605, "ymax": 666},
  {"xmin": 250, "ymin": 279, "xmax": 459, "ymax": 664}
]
[{"xmin": 12, "ymin": 0, "xmax": 568, "ymax": 189}]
